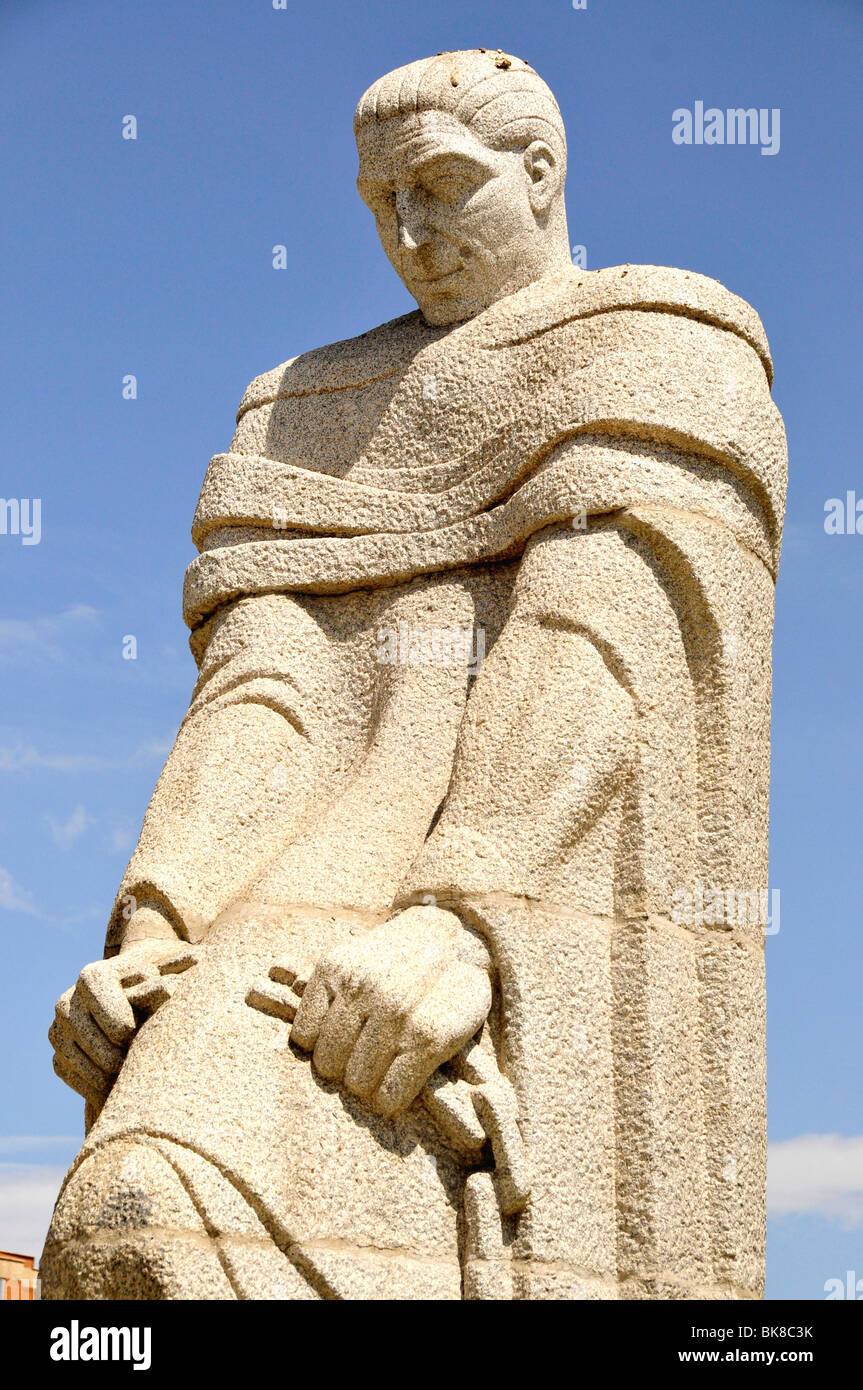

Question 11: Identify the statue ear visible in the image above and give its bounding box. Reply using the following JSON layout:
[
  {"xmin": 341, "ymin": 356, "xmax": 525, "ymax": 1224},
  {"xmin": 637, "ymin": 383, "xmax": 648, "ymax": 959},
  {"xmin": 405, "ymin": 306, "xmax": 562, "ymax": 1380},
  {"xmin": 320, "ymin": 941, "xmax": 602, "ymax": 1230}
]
[{"xmin": 523, "ymin": 140, "xmax": 560, "ymax": 216}]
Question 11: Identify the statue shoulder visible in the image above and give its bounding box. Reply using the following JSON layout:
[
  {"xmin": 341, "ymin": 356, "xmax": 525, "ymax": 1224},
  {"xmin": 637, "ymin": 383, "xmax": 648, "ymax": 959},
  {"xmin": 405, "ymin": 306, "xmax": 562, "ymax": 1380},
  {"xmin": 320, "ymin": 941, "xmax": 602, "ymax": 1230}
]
[
  {"xmin": 565, "ymin": 264, "xmax": 773, "ymax": 383},
  {"xmin": 235, "ymin": 310, "xmax": 437, "ymax": 423}
]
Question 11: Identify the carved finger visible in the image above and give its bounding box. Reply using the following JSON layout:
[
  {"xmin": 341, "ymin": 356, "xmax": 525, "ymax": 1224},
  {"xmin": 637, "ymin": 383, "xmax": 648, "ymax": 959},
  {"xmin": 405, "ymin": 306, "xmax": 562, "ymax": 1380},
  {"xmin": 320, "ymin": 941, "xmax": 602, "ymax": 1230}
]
[
  {"xmin": 404, "ymin": 968, "xmax": 491, "ymax": 1069},
  {"xmin": 50, "ymin": 1017, "xmax": 112, "ymax": 1095},
  {"xmin": 312, "ymin": 996, "xmax": 367, "ymax": 1081},
  {"xmin": 289, "ymin": 972, "xmax": 334, "ymax": 1051},
  {"xmin": 158, "ymin": 947, "xmax": 201, "ymax": 976},
  {"xmin": 421, "ymin": 1072, "xmax": 487, "ymax": 1160},
  {"xmin": 55, "ymin": 985, "xmax": 75, "ymax": 1019},
  {"xmin": 472, "ymin": 1082, "xmax": 531, "ymax": 1216},
  {"xmin": 76, "ymin": 964, "xmax": 137, "ymax": 1046},
  {"xmin": 51, "ymin": 989, "xmax": 76, "ymax": 1048},
  {"xmin": 373, "ymin": 1047, "xmax": 440, "ymax": 1119},
  {"xmin": 59, "ymin": 993, "xmax": 125, "ymax": 1075},
  {"xmin": 414, "ymin": 967, "xmax": 489, "ymax": 1050},
  {"xmin": 125, "ymin": 976, "xmax": 174, "ymax": 1015},
  {"xmin": 245, "ymin": 979, "xmax": 302, "ymax": 1022},
  {"xmin": 53, "ymin": 1052, "xmax": 105, "ymax": 1106},
  {"xmin": 372, "ymin": 969, "xmax": 491, "ymax": 1119},
  {"xmin": 269, "ymin": 959, "xmax": 313, "ymax": 995},
  {"xmin": 343, "ymin": 1011, "xmax": 404, "ymax": 1100},
  {"xmin": 451, "ymin": 1036, "xmax": 501, "ymax": 1087}
]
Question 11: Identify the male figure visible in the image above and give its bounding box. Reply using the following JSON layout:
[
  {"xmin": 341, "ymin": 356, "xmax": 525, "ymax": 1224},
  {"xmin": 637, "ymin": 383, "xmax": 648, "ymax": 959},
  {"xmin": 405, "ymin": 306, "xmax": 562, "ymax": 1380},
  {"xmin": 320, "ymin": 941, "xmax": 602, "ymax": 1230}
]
[{"xmin": 44, "ymin": 51, "xmax": 786, "ymax": 1299}]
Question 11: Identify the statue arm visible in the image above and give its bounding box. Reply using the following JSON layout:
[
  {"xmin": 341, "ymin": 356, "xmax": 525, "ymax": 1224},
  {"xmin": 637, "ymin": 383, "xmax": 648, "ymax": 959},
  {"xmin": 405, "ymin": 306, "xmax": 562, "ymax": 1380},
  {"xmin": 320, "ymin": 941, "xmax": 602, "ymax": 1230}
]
[
  {"xmin": 398, "ymin": 523, "xmax": 638, "ymax": 911},
  {"xmin": 50, "ymin": 377, "xmax": 304, "ymax": 1116}
]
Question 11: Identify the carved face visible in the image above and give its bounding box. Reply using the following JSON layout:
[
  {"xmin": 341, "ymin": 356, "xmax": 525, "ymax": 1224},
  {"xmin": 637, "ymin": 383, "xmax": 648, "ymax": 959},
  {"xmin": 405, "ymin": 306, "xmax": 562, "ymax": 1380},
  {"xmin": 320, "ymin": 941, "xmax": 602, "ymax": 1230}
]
[{"xmin": 356, "ymin": 110, "xmax": 561, "ymax": 326}]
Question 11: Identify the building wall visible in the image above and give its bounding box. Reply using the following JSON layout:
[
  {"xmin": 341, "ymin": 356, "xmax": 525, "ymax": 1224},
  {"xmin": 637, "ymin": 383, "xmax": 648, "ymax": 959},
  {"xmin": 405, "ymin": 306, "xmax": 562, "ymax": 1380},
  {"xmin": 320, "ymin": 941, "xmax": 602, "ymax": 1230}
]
[{"xmin": 0, "ymin": 1251, "xmax": 40, "ymax": 1300}]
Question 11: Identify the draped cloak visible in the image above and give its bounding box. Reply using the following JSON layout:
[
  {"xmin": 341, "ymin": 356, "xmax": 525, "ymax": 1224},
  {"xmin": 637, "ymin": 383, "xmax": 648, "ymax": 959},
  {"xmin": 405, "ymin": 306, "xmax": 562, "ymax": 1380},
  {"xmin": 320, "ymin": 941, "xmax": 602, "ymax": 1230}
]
[{"xmin": 43, "ymin": 264, "xmax": 787, "ymax": 1301}]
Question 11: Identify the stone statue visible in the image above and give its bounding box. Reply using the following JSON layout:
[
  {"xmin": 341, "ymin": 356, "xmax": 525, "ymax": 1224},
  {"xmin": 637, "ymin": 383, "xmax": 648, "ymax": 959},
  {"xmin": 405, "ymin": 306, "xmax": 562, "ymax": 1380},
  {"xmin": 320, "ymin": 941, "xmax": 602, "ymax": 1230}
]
[{"xmin": 43, "ymin": 50, "xmax": 786, "ymax": 1300}]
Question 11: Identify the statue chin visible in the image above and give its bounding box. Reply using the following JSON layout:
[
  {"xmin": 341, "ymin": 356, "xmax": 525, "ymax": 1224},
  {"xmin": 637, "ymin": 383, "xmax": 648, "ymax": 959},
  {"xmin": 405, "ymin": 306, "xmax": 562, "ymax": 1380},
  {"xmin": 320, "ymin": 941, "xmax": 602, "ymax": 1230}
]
[
  {"xmin": 405, "ymin": 277, "xmax": 479, "ymax": 326},
  {"xmin": 410, "ymin": 260, "xmax": 569, "ymax": 326},
  {"xmin": 416, "ymin": 298, "xmax": 475, "ymax": 327}
]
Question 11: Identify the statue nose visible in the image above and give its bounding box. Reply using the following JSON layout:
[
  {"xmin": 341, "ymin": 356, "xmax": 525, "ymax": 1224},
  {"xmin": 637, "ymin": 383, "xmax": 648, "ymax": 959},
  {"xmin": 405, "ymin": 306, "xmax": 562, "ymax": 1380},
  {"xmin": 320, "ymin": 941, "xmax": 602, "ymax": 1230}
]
[
  {"xmin": 398, "ymin": 222, "xmax": 419, "ymax": 252},
  {"xmin": 395, "ymin": 192, "xmax": 428, "ymax": 252}
]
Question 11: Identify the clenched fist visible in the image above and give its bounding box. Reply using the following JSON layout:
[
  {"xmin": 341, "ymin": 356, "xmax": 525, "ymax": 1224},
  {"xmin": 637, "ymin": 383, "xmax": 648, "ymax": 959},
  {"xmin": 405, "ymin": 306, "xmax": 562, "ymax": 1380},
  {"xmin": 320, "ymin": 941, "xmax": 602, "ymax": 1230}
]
[{"xmin": 247, "ymin": 905, "xmax": 493, "ymax": 1118}]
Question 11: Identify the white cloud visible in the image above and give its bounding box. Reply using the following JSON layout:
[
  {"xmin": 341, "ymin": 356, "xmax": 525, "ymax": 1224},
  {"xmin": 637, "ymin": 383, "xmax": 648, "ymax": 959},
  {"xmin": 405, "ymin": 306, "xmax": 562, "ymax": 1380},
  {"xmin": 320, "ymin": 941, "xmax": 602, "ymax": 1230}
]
[
  {"xmin": 0, "ymin": 606, "xmax": 99, "ymax": 665},
  {"xmin": 109, "ymin": 822, "xmax": 136, "ymax": 854},
  {"xmin": 0, "ymin": 865, "xmax": 38, "ymax": 915},
  {"xmin": 0, "ymin": 745, "xmax": 113, "ymax": 773},
  {"xmin": 0, "ymin": 1137, "xmax": 79, "ymax": 1156},
  {"xmin": 45, "ymin": 803, "xmax": 92, "ymax": 848},
  {"xmin": 0, "ymin": 867, "xmax": 103, "ymax": 926},
  {"xmin": 0, "ymin": 1163, "xmax": 67, "ymax": 1260},
  {"xmin": 0, "ymin": 737, "xmax": 175, "ymax": 775},
  {"xmin": 44, "ymin": 806, "xmax": 91, "ymax": 845},
  {"xmin": 768, "ymin": 1133, "xmax": 863, "ymax": 1226},
  {"xmin": 136, "ymin": 736, "xmax": 173, "ymax": 759}
]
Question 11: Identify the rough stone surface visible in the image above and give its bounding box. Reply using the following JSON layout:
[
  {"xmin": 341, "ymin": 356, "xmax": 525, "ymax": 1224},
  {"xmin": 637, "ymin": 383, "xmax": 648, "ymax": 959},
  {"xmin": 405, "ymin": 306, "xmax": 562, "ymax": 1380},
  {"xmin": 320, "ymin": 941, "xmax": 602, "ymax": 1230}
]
[{"xmin": 42, "ymin": 48, "xmax": 786, "ymax": 1300}]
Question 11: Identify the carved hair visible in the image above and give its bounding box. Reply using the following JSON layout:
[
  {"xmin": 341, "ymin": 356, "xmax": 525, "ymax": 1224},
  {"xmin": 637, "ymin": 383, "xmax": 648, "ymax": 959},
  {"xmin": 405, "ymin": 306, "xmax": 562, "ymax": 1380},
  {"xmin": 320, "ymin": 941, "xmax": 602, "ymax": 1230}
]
[{"xmin": 353, "ymin": 50, "xmax": 567, "ymax": 179}]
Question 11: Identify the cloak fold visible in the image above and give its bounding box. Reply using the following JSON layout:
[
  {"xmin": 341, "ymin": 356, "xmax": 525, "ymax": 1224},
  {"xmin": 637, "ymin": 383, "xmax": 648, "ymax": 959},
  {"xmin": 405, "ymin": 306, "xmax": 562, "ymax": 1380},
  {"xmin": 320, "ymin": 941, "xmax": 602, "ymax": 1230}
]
[{"xmin": 183, "ymin": 264, "xmax": 785, "ymax": 631}]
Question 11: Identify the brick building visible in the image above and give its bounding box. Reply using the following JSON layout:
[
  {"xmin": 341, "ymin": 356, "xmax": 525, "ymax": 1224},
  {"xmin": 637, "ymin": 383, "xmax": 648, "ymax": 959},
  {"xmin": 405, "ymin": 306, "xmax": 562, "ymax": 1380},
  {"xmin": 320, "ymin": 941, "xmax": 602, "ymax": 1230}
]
[{"xmin": 0, "ymin": 1250, "xmax": 40, "ymax": 1299}]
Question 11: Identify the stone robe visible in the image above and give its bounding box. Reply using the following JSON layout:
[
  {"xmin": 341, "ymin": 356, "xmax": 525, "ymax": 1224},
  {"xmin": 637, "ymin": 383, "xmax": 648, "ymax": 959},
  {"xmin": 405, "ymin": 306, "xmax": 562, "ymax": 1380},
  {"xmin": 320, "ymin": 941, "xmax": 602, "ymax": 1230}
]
[{"xmin": 42, "ymin": 264, "xmax": 786, "ymax": 1300}]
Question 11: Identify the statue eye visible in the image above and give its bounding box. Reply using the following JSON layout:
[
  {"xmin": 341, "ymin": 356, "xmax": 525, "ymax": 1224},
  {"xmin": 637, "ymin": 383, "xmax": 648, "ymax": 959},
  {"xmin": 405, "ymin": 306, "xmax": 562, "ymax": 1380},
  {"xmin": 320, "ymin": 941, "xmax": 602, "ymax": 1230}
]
[
  {"xmin": 420, "ymin": 161, "xmax": 480, "ymax": 203},
  {"xmin": 358, "ymin": 182, "xmax": 396, "ymax": 218},
  {"xmin": 370, "ymin": 190, "xmax": 396, "ymax": 217},
  {"xmin": 425, "ymin": 172, "xmax": 474, "ymax": 202}
]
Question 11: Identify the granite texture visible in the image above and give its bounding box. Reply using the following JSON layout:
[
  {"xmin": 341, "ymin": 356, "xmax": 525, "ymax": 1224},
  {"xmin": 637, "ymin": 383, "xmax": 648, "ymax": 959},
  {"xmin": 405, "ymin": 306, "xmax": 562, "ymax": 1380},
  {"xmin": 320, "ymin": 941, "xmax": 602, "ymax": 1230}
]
[{"xmin": 43, "ymin": 49, "xmax": 786, "ymax": 1301}]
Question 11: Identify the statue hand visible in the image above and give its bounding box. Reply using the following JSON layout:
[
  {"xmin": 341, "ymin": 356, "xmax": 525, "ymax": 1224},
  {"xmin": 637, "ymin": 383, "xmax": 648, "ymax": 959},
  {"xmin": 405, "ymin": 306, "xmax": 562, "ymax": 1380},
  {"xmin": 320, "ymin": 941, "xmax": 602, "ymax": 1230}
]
[
  {"xmin": 251, "ymin": 906, "xmax": 493, "ymax": 1118},
  {"xmin": 49, "ymin": 941, "xmax": 200, "ymax": 1109}
]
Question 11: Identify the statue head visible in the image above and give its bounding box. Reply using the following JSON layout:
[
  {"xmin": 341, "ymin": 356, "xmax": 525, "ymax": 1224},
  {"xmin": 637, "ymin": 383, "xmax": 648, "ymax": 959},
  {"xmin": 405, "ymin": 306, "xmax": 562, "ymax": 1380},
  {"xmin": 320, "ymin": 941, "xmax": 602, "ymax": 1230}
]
[{"xmin": 354, "ymin": 50, "xmax": 571, "ymax": 326}]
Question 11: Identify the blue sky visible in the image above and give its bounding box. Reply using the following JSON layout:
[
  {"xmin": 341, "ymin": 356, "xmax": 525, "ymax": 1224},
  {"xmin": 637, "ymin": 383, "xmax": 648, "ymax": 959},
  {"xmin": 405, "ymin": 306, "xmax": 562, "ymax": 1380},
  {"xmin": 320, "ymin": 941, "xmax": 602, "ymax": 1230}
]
[{"xmin": 1, "ymin": 0, "xmax": 861, "ymax": 1300}]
